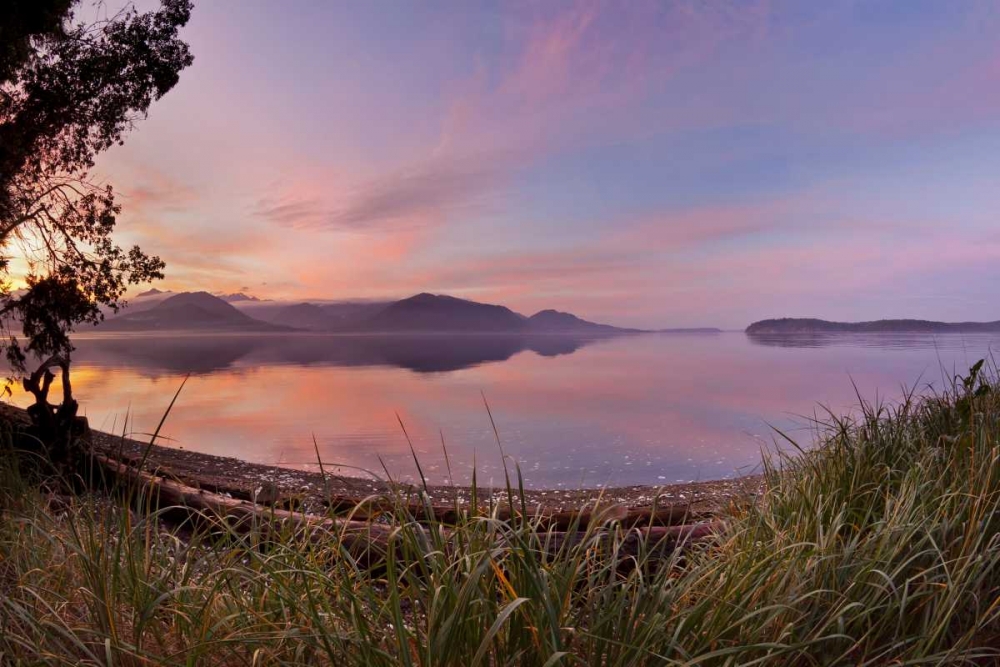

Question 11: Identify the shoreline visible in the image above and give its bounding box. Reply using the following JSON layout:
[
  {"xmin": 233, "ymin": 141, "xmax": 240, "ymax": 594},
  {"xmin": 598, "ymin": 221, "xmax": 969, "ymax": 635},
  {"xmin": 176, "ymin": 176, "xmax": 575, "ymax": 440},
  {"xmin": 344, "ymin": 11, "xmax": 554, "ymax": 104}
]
[
  {"xmin": 88, "ymin": 429, "xmax": 762, "ymax": 513},
  {"xmin": 2, "ymin": 403, "xmax": 762, "ymax": 511}
]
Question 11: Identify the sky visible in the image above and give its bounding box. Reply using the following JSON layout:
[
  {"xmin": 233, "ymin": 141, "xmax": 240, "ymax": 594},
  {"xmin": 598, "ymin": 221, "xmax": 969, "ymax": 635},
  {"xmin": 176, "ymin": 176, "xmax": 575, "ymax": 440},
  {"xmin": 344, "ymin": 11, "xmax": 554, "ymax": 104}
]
[{"xmin": 92, "ymin": 0, "xmax": 1000, "ymax": 329}]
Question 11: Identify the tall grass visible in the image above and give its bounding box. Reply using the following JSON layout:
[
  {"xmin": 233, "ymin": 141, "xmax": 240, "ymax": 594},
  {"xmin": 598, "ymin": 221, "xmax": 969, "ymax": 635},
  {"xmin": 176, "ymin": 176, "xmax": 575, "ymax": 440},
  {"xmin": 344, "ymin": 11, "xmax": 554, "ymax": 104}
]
[{"xmin": 3, "ymin": 364, "xmax": 1000, "ymax": 665}]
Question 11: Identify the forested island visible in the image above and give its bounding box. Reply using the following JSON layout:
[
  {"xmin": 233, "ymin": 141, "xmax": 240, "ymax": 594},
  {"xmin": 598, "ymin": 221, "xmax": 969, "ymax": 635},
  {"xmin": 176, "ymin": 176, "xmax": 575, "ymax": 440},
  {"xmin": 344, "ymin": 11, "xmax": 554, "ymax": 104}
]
[{"xmin": 746, "ymin": 317, "xmax": 1000, "ymax": 334}]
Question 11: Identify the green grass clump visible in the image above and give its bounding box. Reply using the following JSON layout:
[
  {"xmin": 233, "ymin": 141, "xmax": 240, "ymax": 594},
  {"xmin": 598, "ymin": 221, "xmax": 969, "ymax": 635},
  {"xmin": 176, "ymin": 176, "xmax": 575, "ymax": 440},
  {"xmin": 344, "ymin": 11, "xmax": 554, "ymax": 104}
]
[{"xmin": 3, "ymin": 364, "xmax": 1000, "ymax": 665}]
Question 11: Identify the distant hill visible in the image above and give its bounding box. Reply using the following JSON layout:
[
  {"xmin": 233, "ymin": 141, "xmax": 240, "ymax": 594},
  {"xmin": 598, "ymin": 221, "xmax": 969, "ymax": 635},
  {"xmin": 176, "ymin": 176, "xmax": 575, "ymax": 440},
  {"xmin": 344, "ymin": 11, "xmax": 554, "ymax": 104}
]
[
  {"xmin": 243, "ymin": 300, "xmax": 390, "ymax": 331},
  {"xmin": 356, "ymin": 293, "xmax": 527, "ymax": 333},
  {"xmin": 270, "ymin": 303, "xmax": 328, "ymax": 330},
  {"xmin": 102, "ymin": 292, "xmax": 286, "ymax": 331},
  {"xmin": 526, "ymin": 309, "xmax": 636, "ymax": 334},
  {"xmin": 746, "ymin": 318, "xmax": 1000, "ymax": 334},
  {"xmin": 320, "ymin": 301, "xmax": 390, "ymax": 328}
]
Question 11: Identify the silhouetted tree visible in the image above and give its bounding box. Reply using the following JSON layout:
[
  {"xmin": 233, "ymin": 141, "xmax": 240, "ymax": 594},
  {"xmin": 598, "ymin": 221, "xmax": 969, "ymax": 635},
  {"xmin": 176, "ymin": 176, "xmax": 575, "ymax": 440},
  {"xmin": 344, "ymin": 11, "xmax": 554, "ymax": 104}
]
[{"xmin": 0, "ymin": 0, "xmax": 193, "ymax": 458}]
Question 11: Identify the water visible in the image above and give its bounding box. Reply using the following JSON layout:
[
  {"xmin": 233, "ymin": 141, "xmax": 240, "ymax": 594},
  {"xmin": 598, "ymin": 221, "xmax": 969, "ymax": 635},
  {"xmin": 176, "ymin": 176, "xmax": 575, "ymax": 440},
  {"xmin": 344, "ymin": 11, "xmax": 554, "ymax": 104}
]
[{"xmin": 10, "ymin": 331, "xmax": 999, "ymax": 488}]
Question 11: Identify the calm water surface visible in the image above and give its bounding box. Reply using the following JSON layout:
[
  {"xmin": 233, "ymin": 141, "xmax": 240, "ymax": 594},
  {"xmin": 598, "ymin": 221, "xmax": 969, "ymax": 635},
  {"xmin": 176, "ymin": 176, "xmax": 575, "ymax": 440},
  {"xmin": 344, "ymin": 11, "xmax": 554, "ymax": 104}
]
[{"xmin": 12, "ymin": 332, "xmax": 999, "ymax": 488}]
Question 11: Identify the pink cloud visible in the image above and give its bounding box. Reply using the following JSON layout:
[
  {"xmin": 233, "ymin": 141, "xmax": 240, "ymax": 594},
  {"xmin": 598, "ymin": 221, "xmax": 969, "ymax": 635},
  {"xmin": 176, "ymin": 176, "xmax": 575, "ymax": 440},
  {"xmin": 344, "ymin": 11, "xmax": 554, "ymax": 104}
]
[{"xmin": 106, "ymin": 1, "xmax": 783, "ymax": 302}]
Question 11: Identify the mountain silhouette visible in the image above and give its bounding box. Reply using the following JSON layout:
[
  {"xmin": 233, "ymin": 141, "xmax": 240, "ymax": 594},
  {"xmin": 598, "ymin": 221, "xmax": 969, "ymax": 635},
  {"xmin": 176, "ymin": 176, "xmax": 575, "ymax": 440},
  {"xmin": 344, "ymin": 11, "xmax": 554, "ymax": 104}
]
[
  {"xmin": 106, "ymin": 291, "xmax": 638, "ymax": 335},
  {"xmin": 526, "ymin": 309, "xmax": 636, "ymax": 334},
  {"xmin": 102, "ymin": 292, "xmax": 285, "ymax": 331},
  {"xmin": 271, "ymin": 303, "xmax": 328, "ymax": 330},
  {"xmin": 246, "ymin": 300, "xmax": 390, "ymax": 331},
  {"xmin": 354, "ymin": 293, "xmax": 528, "ymax": 332}
]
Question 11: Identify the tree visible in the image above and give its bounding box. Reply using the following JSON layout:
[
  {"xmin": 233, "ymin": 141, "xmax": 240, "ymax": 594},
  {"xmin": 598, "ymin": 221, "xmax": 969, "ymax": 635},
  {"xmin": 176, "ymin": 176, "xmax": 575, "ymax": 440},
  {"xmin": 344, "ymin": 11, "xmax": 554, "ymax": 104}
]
[{"xmin": 0, "ymin": 0, "xmax": 193, "ymax": 456}]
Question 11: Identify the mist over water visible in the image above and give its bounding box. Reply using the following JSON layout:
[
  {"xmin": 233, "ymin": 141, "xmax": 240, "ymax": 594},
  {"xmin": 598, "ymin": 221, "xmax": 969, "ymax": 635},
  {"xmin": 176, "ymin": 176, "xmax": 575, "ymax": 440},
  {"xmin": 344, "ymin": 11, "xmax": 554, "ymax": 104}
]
[{"xmin": 10, "ymin": 332, "xmax": 999, "ymax": 488}]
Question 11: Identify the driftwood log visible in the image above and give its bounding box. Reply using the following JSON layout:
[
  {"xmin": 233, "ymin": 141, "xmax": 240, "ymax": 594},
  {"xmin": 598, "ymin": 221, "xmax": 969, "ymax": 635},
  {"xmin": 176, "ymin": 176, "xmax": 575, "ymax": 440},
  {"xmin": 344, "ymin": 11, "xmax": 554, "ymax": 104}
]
[
  {"xmin": 90, "ymin": 451, "xmax": 723, "ymax": 563},
  {"xmin": 93, "ymin": 452, "xmax": 396, "ymax": 562},
  {"xmin": 326, "ymin": 494, "xmax": 711, "ymax": 530}
]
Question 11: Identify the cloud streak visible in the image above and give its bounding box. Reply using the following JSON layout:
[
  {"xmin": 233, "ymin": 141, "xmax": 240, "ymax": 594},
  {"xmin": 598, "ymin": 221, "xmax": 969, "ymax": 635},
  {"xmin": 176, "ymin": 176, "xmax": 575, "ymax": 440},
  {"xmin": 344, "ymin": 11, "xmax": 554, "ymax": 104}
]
[{"xmin": 254, "ymin": 152, "xmax": 518, "ymax": 233}]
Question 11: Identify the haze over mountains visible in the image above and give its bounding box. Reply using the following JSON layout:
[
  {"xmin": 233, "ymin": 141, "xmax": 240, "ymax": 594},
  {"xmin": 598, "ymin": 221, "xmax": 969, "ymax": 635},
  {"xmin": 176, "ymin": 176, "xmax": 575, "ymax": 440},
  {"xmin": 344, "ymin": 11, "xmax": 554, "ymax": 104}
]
[
  {"xmin": 219, "ymin": 292, "xmax": 261, "ymax": 303},
  {"xmin": 102, "ymin": 292, "xmax": 288, "ymax": 332},
  {"xmin": 101, "ymin": 291, "xmax": 642, "ymax": 335},
  {"xmin": 249, "ymin": 300, "xmax": 391, "ymax": 331}
]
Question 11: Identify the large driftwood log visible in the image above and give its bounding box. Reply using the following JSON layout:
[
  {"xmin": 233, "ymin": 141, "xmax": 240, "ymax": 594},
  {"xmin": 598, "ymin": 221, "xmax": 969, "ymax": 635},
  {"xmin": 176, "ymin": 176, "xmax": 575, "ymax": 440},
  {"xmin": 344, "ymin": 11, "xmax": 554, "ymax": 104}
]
[
  {"xmin": 92, "ymin": 452, "xmax": 397, "ymax": 559},
  {"xmin": 90, "ymin": 451, "xmax": 722, "ymax": 563},
  {"xmin": 326, "ymin": 494, "xmax": 711, "ymax": 530}
]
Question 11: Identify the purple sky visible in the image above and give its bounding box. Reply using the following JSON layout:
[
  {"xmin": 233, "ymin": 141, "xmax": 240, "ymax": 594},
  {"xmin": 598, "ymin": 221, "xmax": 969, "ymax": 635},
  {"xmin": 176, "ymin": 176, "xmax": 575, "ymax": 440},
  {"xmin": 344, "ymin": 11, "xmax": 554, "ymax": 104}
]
[{"xmin": 92, "ymin": 0, "xmax": 1000, "ymax": 328}]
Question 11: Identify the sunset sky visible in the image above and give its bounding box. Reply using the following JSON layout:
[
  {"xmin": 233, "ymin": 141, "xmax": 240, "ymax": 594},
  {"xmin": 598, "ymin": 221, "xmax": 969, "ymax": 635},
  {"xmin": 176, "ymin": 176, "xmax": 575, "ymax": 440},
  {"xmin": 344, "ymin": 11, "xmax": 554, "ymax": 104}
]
[{"xmin": 96, "ymin": 0, "xmax": 1000, "ymax": 329}]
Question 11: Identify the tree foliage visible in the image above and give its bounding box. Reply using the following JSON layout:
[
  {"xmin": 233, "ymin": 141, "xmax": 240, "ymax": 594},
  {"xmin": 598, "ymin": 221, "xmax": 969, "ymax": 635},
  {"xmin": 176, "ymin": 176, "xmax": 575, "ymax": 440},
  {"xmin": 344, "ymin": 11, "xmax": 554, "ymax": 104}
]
[
  {"xmin": 0, "ymin": 0, "xmax": 192, "ymax": 367},
  {"xmin": 0, "ymin": 0, "xmax": 192, "ymax": 443}
]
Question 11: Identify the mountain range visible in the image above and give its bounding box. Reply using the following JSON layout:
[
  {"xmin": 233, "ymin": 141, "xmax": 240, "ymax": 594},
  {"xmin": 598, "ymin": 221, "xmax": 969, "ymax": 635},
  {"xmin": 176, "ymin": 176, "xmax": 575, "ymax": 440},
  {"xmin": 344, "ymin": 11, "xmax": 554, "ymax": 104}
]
[
  {"xmin": 746, "ymin": 318, "xmax": 1000, "ymax": 334},
  {"xmin": 105, "ymin": 296, "xmax": 1000, "ymax": 336},
  {"xmin": 101, "ymin": 291, "xmax": 642, "ymax": 335}
]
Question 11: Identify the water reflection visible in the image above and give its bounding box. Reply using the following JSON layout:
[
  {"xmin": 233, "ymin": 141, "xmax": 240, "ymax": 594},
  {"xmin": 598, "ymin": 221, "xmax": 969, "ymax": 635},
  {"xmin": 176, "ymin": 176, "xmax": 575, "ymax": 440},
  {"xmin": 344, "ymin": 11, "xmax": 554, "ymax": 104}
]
[
  {"xmin": 8, "ymin": 331, "xmax": 999, "ymax": 488},
  {"xmin": 746, "ymin": 331, "xmax": 994, "ymax": 351},
  {"xmin": 71, "ymin": 333, "xmax": 619, "ymax": 375}
]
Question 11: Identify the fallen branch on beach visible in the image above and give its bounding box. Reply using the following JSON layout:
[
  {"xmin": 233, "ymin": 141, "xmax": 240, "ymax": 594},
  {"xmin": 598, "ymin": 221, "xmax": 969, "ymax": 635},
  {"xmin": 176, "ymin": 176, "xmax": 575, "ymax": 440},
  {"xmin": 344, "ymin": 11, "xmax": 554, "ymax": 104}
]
[
  {"xmin": 325, "ymin": 493, "xmax": 713, "ymax": 530},
  {"xmin": 90, "ymin": 450, "xmax": 723, "ymax": 562},
  {"xmin": 92, "ymin": 451, "xmax": 395, "ymax": 560}
]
